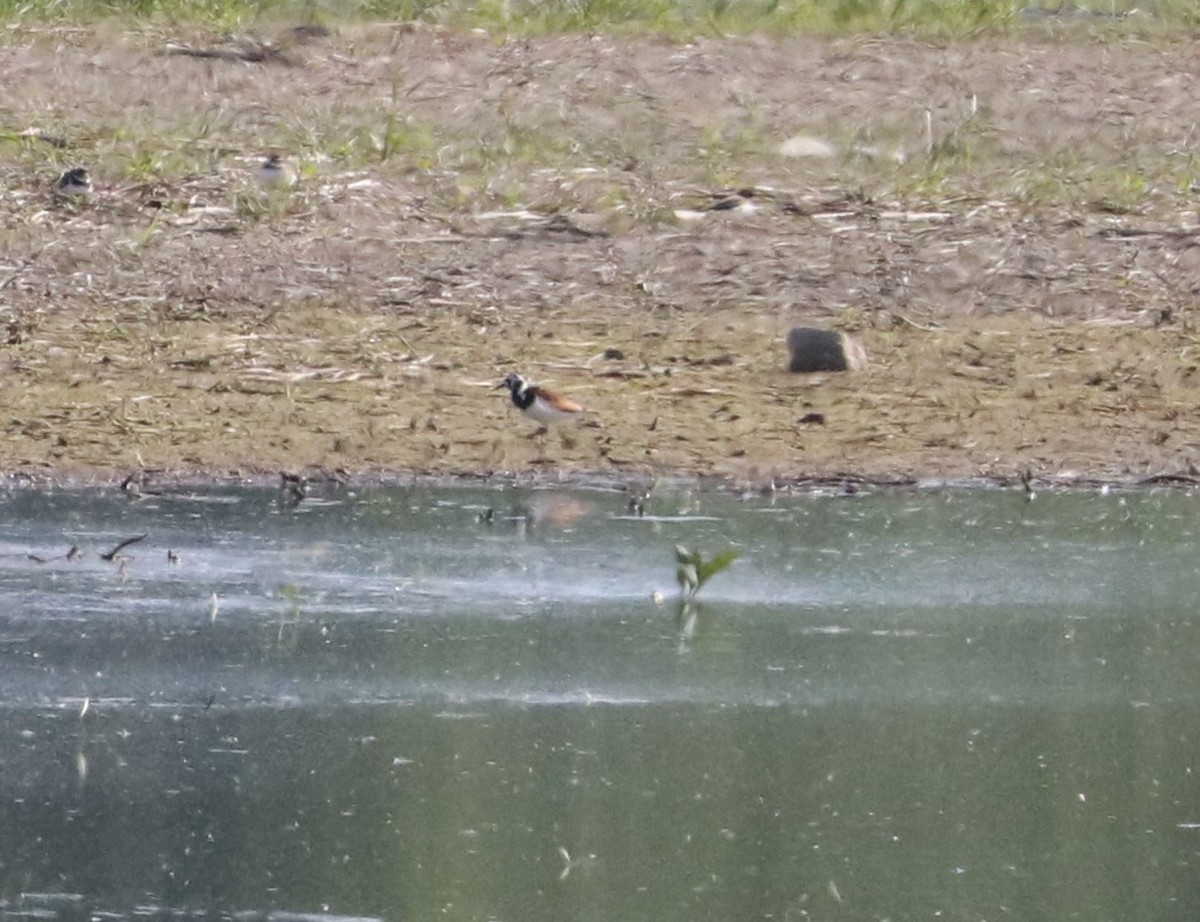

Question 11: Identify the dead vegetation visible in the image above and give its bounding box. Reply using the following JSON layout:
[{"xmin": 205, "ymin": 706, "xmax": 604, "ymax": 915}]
[{"xmin": 4, "ymin": 25, "xmax": 1200, "ymax": 486}]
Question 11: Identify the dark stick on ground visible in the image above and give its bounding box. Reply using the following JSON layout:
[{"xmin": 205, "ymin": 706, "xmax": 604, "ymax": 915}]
[{"xmin": 100, "ymin": 534, "xmax": 148, "ymax": 562}]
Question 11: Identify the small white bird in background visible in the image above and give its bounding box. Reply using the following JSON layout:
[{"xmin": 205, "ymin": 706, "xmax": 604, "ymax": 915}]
[
  {"xmin": 257, "ymin": 153, "xmax": 299, "ymax": 189},
  {"xmin": 54, "ymin": 167, "xmax": 92, "ymax": 199}
]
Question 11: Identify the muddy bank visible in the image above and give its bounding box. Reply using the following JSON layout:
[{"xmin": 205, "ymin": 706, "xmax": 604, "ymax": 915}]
[{"xmin": 3, "ymin": 28, "xmax": 1200, "ymax": 488}]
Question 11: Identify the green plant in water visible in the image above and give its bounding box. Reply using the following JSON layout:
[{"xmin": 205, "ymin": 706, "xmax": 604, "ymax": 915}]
[
  {"xmin": 277, "ymin": 582, "xmax": 302, "ymax": 642},
  {"xmin": 674, "ymin": 544, "xmax": 741, "ymax": 599}
]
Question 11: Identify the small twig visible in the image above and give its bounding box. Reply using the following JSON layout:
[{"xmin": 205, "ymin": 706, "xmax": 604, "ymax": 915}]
[
  {"xmin": 0, "ymin": 261, "xmax": 29, "ymax": 290},
  {"xmin": 165, "ymin": 41, "xmax": 295, "ymax": 66},
  {"xmin": 100, "ymin": 534, "xmax": 148, "ymax": 562},
  {"xmin": 893, "ymin": 312, "xmax": 943, "ymax": 332}
]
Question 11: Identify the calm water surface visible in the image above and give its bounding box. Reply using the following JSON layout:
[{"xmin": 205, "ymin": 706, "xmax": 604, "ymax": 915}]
[{"xmin": 0, "ymin": 483, "xmax": 1198, "ymax": 921}]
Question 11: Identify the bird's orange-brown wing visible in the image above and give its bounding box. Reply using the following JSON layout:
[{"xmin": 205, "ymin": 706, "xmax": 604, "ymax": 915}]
[{"xmin": 536, "ymin": 387, "xmax": 583, "ymax": 413}]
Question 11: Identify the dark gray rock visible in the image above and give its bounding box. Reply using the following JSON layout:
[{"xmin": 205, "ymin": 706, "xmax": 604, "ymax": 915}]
[{"xmin": 786, "ymin": 327, "xmax": 866, "ymax": 373}]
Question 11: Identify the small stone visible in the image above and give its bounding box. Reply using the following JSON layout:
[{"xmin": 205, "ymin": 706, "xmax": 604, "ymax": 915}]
[
  {"xmin": 778, "ymin": 135, "xmax": 837, "ymax": 159},
  {"xmin": 786, "ymin": 327, "xmax": 866, "ymax": 373}
]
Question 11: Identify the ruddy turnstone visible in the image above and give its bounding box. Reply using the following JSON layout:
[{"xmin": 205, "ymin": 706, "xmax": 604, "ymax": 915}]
[
  {"xmin": 257, "ymin": 154, "xmax": 298, "ymax": 189},
  {"xmin": 498, "ymin": 373, "xmax": 583, "ymax": 434},
  {"xmin": 54, "ymin": 167, "xmax": 92, "ymax": 198}
]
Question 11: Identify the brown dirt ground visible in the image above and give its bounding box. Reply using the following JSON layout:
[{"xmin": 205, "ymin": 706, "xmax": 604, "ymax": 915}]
[{"xmin": 5, "ymin": 24, "xmax": 1200, "ymax": 488}]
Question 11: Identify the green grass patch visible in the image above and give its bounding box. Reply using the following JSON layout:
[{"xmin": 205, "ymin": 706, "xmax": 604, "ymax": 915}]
[{"xmin": 0, "ymin": 0, "xmax": 1182, "ymax": 38}]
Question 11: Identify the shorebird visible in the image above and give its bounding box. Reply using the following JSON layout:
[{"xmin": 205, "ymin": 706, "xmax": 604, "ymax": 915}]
[
  {"xmin": 54, "ymin": 167, "xmax": 92, "ymax": 198},
  {"xmin": 497, "ymin": 373, "xmax": 583, "ymax": 436},
  {"xmin": 257, "ymin": 154, "xmax": 298, "ymax": 189}
]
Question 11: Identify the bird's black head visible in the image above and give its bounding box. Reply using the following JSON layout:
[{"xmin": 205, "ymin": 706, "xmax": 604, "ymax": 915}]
[{"xmin": 498, "ymin": 373, "xmax": 534, "ymax": 409}]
